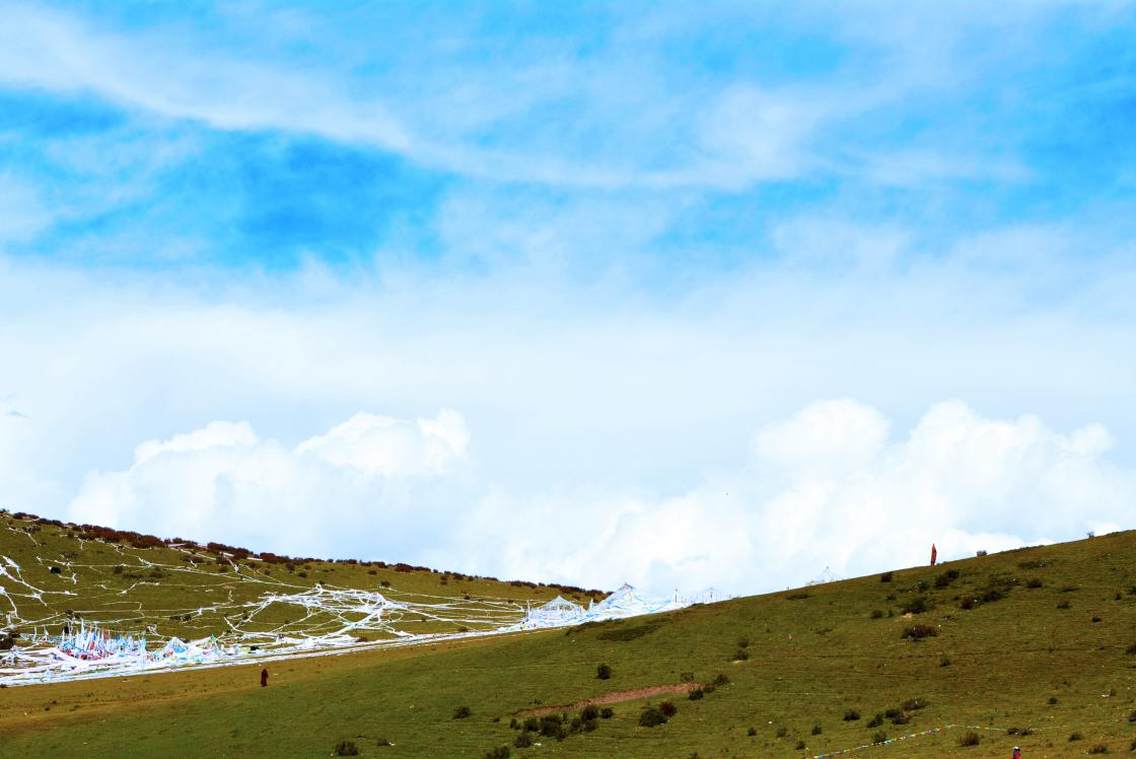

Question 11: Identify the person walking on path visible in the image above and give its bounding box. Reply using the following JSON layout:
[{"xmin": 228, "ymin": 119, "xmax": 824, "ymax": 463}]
[
  {"xmin": 260, "ymin": 668, "xmax": 269, "ymax": 687},
  {"xmin": 930, "ymin": 543, "xmax": 938, "ymax": 566},
  {"xmin": 1012, "ymin": 746, "xmax": 1021, "ymax": 759}
]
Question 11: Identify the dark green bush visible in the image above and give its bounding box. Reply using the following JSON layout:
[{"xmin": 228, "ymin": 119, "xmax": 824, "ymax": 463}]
[
  {"xmin": 334, "ymin": 741, "xmax": 359, "ymax": 756},
  {"xmin": 688, "ymin": 688, "xmax": 704, "ymax": 700},
  {"xmin": 747, "ymin": 727, "xmax": 757, "ymax": 736},
  {"xmin": 600, "ymin": 707, "xmax": 614, "ymax": 719},
  {"xmin": 514, "ymin": 733, "xmax": 532, "ymax": 749},
  {"xmin": 880, "ymin": 571, "xmax": 893, "ymax": 582},
  {"xmin": 639, "ymin": 707, "xmax": 668, "ymax": 727},
  {"xmin": 872, "ymin": 731, "xmax": 888, "ymax": 744},
  {"xmin": 867, "ymin": 713, "xmax": 884, "ymax": 728},
  {"xmin": 902, "ymin": 624, "xmax": 938, "ymax": 640},
  {"xmin": 958, "ymin": 731, "xmax": 980, "ymax": 747},
  {"xmin": 901, "ymin": 596, "xmax": 929, "ymax": 614},
  {"xmin": 902, "ymin": 697, "xmax": 928, "ymax": 711},
  {"xmin": 596, "ymin": 663, "xmax": 611, "ymax": 679},
  {"xmin": 1069, "ymin": 732, "xmax": 1084, "ymax": 741},
  {"xmin": 581, "ymin": 705, "xmax": 599, "ymax": 721},
  {"xmin": 843, "ymin": 709, "xmax": 861, "ymax": 721},
  {"xmin": 732, "ymin": 648, "xmax": 750, "ymax": 661},
  {"xmin": 713, "ymin": 673, "xmax": 730, "ymax": 686},
  {"xmin": 453, "ymin": 705, "xmax": 472, "ymax": 719},
  {"xmin": 1088, "ymin": 743, "xmax": 1109, "ymax": 754},
  {"xmin": 484, "ymin": 746, "xmax": 511, "ymax": 759},
  {"xmin": 659, "ymin": 701, "xmax": 678, "ymax": 717},
  {"xmin": 811, "ymin": 724, "xmax": 822, "ymax": 735}
]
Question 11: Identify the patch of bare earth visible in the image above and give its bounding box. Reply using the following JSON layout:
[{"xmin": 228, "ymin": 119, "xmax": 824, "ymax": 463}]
[{"xmin": 515, "ymin": 682, "xmax": 700, "ymax": 717}]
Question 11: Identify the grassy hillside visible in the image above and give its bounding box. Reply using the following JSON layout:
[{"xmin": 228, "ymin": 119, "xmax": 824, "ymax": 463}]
[
  {"xmin": 4, "ymin": 522, "xmax": 1136, "ymax": 757},
  {"xmin": 0, "ymin": 510, "xmax": 601, "ymax": 643}
]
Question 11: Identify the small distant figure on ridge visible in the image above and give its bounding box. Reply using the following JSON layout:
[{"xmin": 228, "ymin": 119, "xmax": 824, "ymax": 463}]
[
  {"xmin": 930, "ymin": 543, "xmax": 938, "ymax": 566},
  {"xmin": 260, "ymin": 668, "xmax": 269, "ymax": 687},
  {"xmin": 1012, "ymin": 746, "xmax": 1021, "ymax": 759}
]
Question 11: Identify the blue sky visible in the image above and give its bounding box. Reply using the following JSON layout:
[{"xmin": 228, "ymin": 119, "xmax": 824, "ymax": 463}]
[{"xmin": 1, "ymin": 1, "xmax": 1134, "ymax": 593}]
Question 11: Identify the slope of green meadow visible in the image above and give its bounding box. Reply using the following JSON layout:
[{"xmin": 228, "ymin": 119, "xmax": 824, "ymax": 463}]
[{"xmin": 3, "ymin": 515, "xmax": 1136, "ymax": 758}]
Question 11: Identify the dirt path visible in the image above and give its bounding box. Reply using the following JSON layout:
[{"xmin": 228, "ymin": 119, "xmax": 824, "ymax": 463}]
[{"xmin": 515, "ymin": 682, "xmax": 701, "ymax": 717}]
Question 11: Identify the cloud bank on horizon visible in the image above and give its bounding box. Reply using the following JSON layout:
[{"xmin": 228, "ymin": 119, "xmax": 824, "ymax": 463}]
[{"xmin": 1, "ymin": 0, "xmax": 1135, "ymax": 594}]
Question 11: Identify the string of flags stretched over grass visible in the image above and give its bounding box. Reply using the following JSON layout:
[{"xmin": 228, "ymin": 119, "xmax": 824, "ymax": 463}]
[
  {"xmin": 1, "ymin": 578, "xmax": 716, "ymax": 686},
  {"xmin": 810, "ymin": 723, "xmax": 1011, "ymax": 757}
]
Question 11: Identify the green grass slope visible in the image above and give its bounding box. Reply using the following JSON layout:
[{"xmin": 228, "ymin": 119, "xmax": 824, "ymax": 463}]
[
  {"xmin": 4, "ymin": 525, "xmax": 1136, "ymax": 758},
  {"xmin": 0, "ymin": 511, "xmax": 601, "ymax": 642}
]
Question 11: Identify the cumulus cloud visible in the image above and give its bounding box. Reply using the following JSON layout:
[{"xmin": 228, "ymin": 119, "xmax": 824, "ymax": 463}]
[
  {"xmin": 66, "ymin": 410, "xmax": 470, "ymax": 557},
  {"xmin": 61, "ymin": 397, "xmax": 1134, "ymax": 595}
]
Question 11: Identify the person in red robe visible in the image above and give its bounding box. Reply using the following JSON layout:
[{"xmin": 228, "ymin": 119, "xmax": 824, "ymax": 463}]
[
  {"xmin": 930, "ymin": 543, "xmax": 938, "ymax": 566},
  {"xmin": 260, "ymin": 668, "xmax": 269, "ymax": 687}
]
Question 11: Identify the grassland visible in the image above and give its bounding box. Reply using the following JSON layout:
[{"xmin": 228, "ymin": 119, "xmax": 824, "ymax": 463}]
[{"xmin": 4, "ymin": 516, "xmax": 1136, "ymax": 758}]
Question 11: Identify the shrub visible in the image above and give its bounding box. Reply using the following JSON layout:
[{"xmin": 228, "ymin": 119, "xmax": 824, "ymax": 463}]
[
  {"xmin": 659, "ymin": 701, "xmax": 678, "ymax": 717},
  {"xmin": 513, "ymin": 733, "xmax": 532, "ymax": 748},
  {"xmin": 639, "ymin": 707, "xmax": 668, "ymax": 727},
  {"xmin": 539, "ymin": 716, "xmax": 563, "ymax": 737},
  {"xmin": 958, "ymin": 731, "xmax": 980, "ymax": 747},
  {"xmin": 775, "ymin": 725, "xmax": 788, "ymax": 738},
  {"xmin": 870, "ymin": 609, "xmax": 885, "ymax": 619},
  {"xmin": 596, "ymin": 663, "xmax": 612, "ymax": 680},
  {"xmin": 880, "ymin": 571, "xmax": 893, "ymax": 583},
  {"xmin": 376, "ymin": 737, "xmax": 392, "ymax": 746},
  {"xmin": 747, "ymin": 727, "xmax": 757, "ymax": 736},
  {"xmin": 1048, "ymin": 696, "xmax": 1058, "ymax": 705},
  {"xmin": 901, "ymin": 596, "xmax": 929, "ymax": 615},
  {"xmin": 583, "ymin": 718, "xmax": 598, "ymax": 732},
  {"xmin": 680, "ymin": 671, "xmax": 695, "ymax": 682},
  {"xmin": 334, "ymin": 741, "xmax": 359, "ymax": 756},
  {"xmin": 867, "ymin": 713, "xmax": 884, "ymax": 728},
  {"xmin": 1088, "ymin": 743, "xmax": 1109, "ymax": 754},
  {"xmin": 688, "ymin": 688, "xmax": 704, "ymax": 700},
  {"xmin": 1092, "ymin": 616, "xmax": 1102, "ymax": 623},
  {"xmin": 872, "ymin": 731, "xmax": 888, "ymax": 744},
  {"xmin": 890, "ymin": 712, "xmax": 910, "ymax": 725},
  {"xmin": 1007, "ymin": 727, "xmax": 1033, "ymax": 736},
  {"xmin": 732, "ymin": 648, "xmax": 750, "ymax": 661},
  {"xmin": 1069, "ymin": 732, "xmax": 1084, "ymax": 741},
  {"xmin": 934, "ymin": 569, "xmax": 959, "ymax": 588},
  {"xmin": 940, "ymin": 655, "xmax": 952, "ymax": 667},
  {"xmin": 795, "ymin": 740, "xmax": 806, "ymax": 750},
  {"xmin": 959, "ymin": 596, "xmax": 976, "ymax": 610},
  {"xmin": 1057, "ymin": 600, "xmax": 1071, "ymax": 609},
  {"xmin": 522, "ymin": 717, "xmax": 539, "ymax": 732},
  {"xmin": 843, "ymin": 709, "xmax": 861, "ymax": 721},
  {"xmin": 713, "ymin": 673, "xmax": 730, "ymax": 686},
  {"xmin": 811, "ymin": 725, "xmax": 822, "ymax": 735},
  {"xmin": 600, "ymin": 708, "xmax": 614, "ymax": 719},
  {"xmin": 902, "ymin": 697, "xmax": 928, "ymax": 711},
  {"xmin": 1125, "ymin": 643, "xmax": 1136, "ymax": 655},
  {"xmin": 786, "ymin": 591, "xmax": 811, "ymax": 600},
  {"xmin": 902, "ymin": 624, "xmax": 938, "ymax": 640},
  {"xmin": 453, "ymin": 705, "xmax": 472, "ymax": 719},
  {"xmin": 581, "ymin": 705, "xmax": 599, "ymax": 721},
  {"xmin": 1026, "ymin": 578, "xmax": 1043, "ymax": 588},
  {"xmin": 484, "ymin": 747, "xmax": 511, "ymax": 759},
  {"xmin": 1129, "ymin": 710, "xmax": 1136, "ymax": 723}
]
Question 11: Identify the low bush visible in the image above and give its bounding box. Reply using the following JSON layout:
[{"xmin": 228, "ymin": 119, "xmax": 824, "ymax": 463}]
[
  {"xmin": 484, "ymin": 746, "xmax": 510, "ymax": 759},
  {"xmin": 659, "ymin": 701, "xmax": 678, "ymax": 717},
  {"xmin": 1087, "ymin": 743, "xmax": 1109, "ymax": 754},
  {"xmin": 1048, "ymin": 696, "xmax": 1058, "ymax": 705},
  {"xmin": 600, "ymin": 708, "xmax": 614, "ymax": 719},
  {"xmin": 581, "ymin": 705, "xmax": 599, "ymax": 721},
  {"xmin": 334, "ymin": 741, "xmax": 359, "ymax": 756},
  {"xmin": 596, "ymin": 663, "xmax": 612, "ymax": 680},
  {"xmin": 870, "ymin": 609, "xmax": 885, "ymax": 619},
  {"xmin": 811, "ymin": 724, "xmax": 822, "ymax": 735},
  {"xmin": 453, "ymin": 705, "xmax": 472, "ymax": 719},
  {"xmin": 712, "ymin": 673, "xmax": 730, "ymax": 686},
  {"xmin": 940, "ymin": 655, "xmax": 952, "ymax": 667},
  {"xmin": 902, "ymin": 697, "xmax": 928, "ymax": 711},
  {"xmin": 747, "ymin": 727, "xmax": 757, "ymax": 736},
  {"xmin": 680, "ymin": 671, "xmax": 695, "ymax": 682},
  {"xmin": 958, "ymin": 731, "xmax": 980, "ymax": 747},
  {"xmin": 775, "ymin": 725, "xmax": 788, "ymax": 738},
  {"xmin": 732, "ymin": 648, "xmax": 750, "ymax": 661},
  {"xmin": 1125, "ymin": 643, "xmax": 1136, "ymax": 655},
  {"xmin": 639, "ymin": 707, "xmax": 668, "ymax": 728},
  {"xmin": 901, "ymin": 596, "xmax": 929, "ymax": 615},
  {"xmin": 513, "ymin": 733, "xmax": 532, "ymax": 749},
  {"xmin": 843, "ymin": 709, "xmax": 861, "ymax": 721},
  {"xmin": 688, "ymin": 688, "xmax": 704, "ymax": 700},
  {"xmin": 872, "ymin": 731, "xmax": 888, "ymax": 744},
  {"xmin": 786, "ymin": 591, "xmax": 811, "ymax": 600},
  {"xmin": 902, "ymin": 624, "xmax": 938, "ymax": 640},
  {"xmin": 522, "ymin": 717, "xmax": 539, "ymax": 732},
  {"xmin": 867, "ymin": 713, "xmax": 884, "ymax": 728},
  {"xmin": 880, "ymin": 571, "xmax": 893, "ymax": 582},
  {"xmin": 795, "ymin": 740, "xmax": 806, "ymax": 750},
  {"xmin": 1057, "ymin": 600, "xmax": 1071, "ymax": 609},
  {"xmin": 1069, "ymin": 732, "xmax": 1084, "ymax": 741},
  {"xmin": 1026, "ymin": 577, "xmax": 1043, "ymax": 588}
]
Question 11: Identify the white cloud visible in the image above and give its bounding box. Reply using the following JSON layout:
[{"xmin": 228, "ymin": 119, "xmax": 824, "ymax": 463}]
[{"xmin": 66, "ymin": 410, "xmax": 470, "ymax": 555}]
